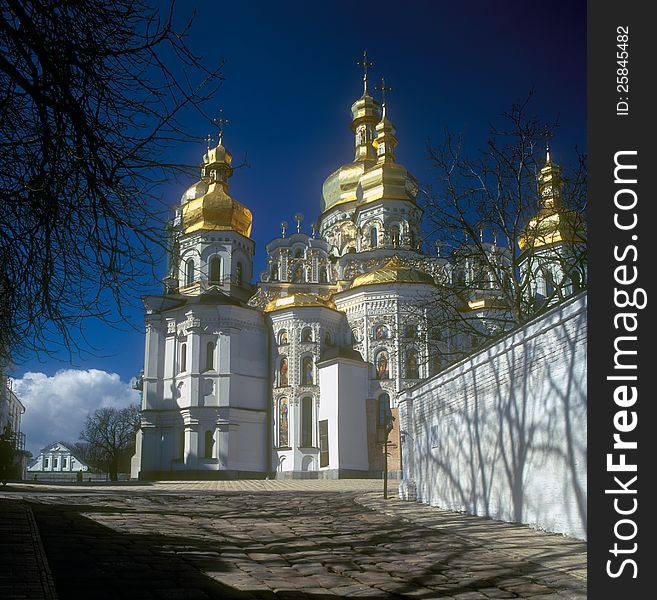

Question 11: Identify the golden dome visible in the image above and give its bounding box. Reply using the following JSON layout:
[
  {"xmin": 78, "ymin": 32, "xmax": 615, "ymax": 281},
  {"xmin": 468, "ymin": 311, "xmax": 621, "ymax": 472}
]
[
  {"xmin": 518, "ymin": 149, "xmax": 586, "ymax": 251},
  {"xmin": 350, "ymin": 256, "xmax": 434, "ymax": 289},
  {"xmin": 320, "ymin": 93, "xmax": 381, "ymax": 214},
  {"xmin": 181, "ymin": 141, "xmax": 253, "ymax": 237},
  {"xmin": 264, "ymin": 293, "xmax": 337, "ymax": 313}
]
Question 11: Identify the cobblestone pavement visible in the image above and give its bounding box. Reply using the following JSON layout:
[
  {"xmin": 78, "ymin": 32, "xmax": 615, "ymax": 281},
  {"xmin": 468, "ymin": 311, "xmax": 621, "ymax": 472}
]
[{"xmin": 1, "ymin": 480, "xmax": 586, "ymax": 599}]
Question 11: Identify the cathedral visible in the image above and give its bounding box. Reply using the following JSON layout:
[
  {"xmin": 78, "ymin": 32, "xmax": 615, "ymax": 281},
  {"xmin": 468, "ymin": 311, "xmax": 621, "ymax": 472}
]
[{"xmin": 131, "ymin": 68, "xmax": 584, "ymax": 480}]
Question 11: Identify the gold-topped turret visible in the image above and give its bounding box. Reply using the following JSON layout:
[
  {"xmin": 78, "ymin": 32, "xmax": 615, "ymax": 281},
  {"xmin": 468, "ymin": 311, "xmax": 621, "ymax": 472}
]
[
  {"xmin": 319, "ymin": 52, "xmax": 383, "ymax": 214},
  {"xmin": 358, "ymin": 80, "xmax": 418, "ymax": 205},
  {"xmin": 181, "ymin": 127, "xmax": 253, "ymax": 238},
  {"xmin": 518, "ymin": 147, "xmax": 585, "ymax": 251}
]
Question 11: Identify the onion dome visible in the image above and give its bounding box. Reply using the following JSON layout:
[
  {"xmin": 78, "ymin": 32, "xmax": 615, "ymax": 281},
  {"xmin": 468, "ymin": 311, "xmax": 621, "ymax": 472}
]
[
  {"xmin": 181, "ymin": 140, "xmax": 253, "ymax": 237},
  {"xmin": 518, "ymin": 148, "xmax": 586, "ymax": 251},
  {"xmin": 320, "ymin": 92, "xmax": 381, "ymax": 213},
  {"xmin": 264, "ymin": 293, "xmax": 337, "ymax": 313},
  {"xmin": 358, "ymin": 102, "xmax": 419, "ymax": 205},
  {"xmin": 350, "ymin": 256, "xmax": 434, "ymax": 289}
]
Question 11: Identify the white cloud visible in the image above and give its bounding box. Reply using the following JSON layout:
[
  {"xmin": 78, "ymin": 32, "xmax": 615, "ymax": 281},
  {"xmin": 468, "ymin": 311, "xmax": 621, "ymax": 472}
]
[{"xmin": 12, "ymin": 369, "xmax": 140, "ymax": 456}]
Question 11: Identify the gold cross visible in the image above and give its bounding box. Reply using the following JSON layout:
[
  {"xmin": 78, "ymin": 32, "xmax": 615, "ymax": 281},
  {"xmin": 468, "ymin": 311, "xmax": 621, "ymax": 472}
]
[
  {"xmin": 212, "ymin": 108, "xmax": 229, "ymax": 145},
  {"xmin": 357, "ymin": 50, "xmax": 375, "ymax": 95},
  {"xmin": 375, "ymin": 76, "xmax": 393, "ymax": 108}
]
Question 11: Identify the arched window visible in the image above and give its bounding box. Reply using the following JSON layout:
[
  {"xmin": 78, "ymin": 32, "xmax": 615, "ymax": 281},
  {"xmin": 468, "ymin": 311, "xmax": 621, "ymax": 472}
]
[
  {"xmin": 391, "ymin": 225, "xmax": 400, "ymax": 247},
  {"xmin": 204, "ymin": 430, "xmax": 214, "ymax": 459},
  {"xmin": 319, "ymin": 268, "xmax": 328, "ymax": 283},
  {"xmin": 205, "ymin": 341, "xmax": 215, "ymax": 372},
  {"xmin": 185, "ymin": 259, "xmax": 195, "ymax": 286},
  {"xmin": 301, "ymin": 327, "xmax": 313, "ymax": 343},
  {"xmin": 406, "ymin": 350, "xmax": 419, "ymax": 379},
  {"xmin": 179, "ymin": 343, "xmax": 187, "ymax": 373},
  {"xmin": 294, "ymin": 249, "xmax": 303, "ymax": 258},
  {"xmin": 293, "ymin": 264, "xmax": 304, "ymax": 283},
  {"xmin": 278, "ymin": 398, "xmax": 289, "ymax": 447},
  {"xmin": 271, "ymin": 262, "xmax": 279, "ymax": 281},
  {"xmin": 370, "ymin": 226, "xmax": 378, "ymax": 249},
  {"xmin": 301, "ymin": 396, "xmax": 313, "ymax": 447},
  {"xmin": 375, "ymin": 350, "xmax": 389, "ymax": 379},
  {"xmin": 378, "ymin": 393, "xmax": 391, "ymax": 427},
  {"xmin": 324, "ymin": 331, "xmax": 332, "ymax": 346},
  {"xmin": 301, "ymin": 356, "xmax": 314, "ymax": 385},
  {"xmin": 278, "ymin": 357, "xmax": 289, "ymax": 387},
  {"xmin": 404, "ymin": 323, "xmax": 417, "ymax": 339},
  {"xmin": 235, "ymin": 262, "xmax": 243, "ymax": 286},
  {"xmin": 278, "ymin": 330, "xmax": 288, "ymax": 345},
  {"xmin": 209, "ymin": 256, "xmax": 221, "ymax": 283}
]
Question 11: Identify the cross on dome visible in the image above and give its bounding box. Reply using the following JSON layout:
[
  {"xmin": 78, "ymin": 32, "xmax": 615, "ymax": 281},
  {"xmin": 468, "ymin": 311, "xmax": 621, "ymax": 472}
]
[
  {"xmin": 212, "ymin": 108, "xmax": 229, "ymax": 145},
  {"xmin": 357, "ymin": 49, "xmax": 375, "ymax": 95}
]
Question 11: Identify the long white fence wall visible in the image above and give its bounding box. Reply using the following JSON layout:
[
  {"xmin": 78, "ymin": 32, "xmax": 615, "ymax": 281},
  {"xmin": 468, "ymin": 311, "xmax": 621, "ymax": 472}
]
[{"xmin": 399, "ymin": 293, "xmax": 587, "ymax": 540}]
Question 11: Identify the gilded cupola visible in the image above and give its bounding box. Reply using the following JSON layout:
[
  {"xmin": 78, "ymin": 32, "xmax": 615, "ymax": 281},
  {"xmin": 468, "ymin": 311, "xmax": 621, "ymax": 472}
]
[
  {"xmin": 181, "ymin": 136, "xmax": 253, "ymax": 238},
  {"xmin": 350, "ymin": 256, "xmax": 434, "ymax": 289},
  {"xmin": 358, "ymin": 86, "xmax": 419, "ymax": 205},
  {"xmin": 320, "ymin": 53, "xmax": 382, "ymax": 214},
  {"xmin": 518, "ymin": 147, "xmax": 586, "ymax": 251}
]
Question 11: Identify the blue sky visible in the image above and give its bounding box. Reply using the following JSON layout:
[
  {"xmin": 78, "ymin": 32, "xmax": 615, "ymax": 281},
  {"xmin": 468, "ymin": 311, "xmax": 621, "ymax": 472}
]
[{"xmin": 13, "ymin": 1, "xmax": 586, "ymax": 452}]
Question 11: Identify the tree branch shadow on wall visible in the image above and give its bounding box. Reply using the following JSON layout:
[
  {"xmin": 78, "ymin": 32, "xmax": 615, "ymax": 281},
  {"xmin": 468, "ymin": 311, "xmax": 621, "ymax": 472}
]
[{"xmin": 416, "ymin": 302, "xmax": 586, "ymax": 538}]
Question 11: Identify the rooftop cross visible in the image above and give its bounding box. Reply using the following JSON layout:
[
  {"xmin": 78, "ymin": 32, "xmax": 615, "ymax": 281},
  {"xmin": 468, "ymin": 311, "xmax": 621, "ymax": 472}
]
[
  {"xmin": 212, "ymin": 108, "xmax": 229, "ymax": 145},
  {"xmin": 206, "ymin": 134, "xmax": 212, "ymax": 152},
  {"xmin": 357, "ymin": 50, "xmax": 375, "ymax": 95},
  {"xmin": 375, "ymin": 76, "xmax": 393, "ymax": 115}
]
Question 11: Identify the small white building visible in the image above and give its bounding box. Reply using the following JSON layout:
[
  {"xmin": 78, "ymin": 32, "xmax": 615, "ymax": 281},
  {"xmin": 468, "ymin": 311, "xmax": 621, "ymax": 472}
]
[{"xmin": 28, "ymin": 442, "xmax": 90, "ymax": 476}]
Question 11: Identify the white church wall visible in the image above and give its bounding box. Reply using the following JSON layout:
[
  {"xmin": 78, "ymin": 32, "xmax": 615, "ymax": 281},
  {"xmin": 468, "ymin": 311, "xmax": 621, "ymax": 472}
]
[
  {"xmin": 318, "ymin": 357, "xmax": 369, "ymax": 474},
  {"xmin": 400, "ymin": 293, "xmax": 587, "ymax": 539}
]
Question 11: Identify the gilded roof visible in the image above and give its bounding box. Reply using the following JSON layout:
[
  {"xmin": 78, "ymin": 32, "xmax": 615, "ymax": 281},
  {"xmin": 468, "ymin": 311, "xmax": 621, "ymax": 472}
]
[
  {"xmin": 350, "ymin": 256, "xmax": 434, "ymax": 289},
  {"xmin": 181, "ymin": 141, "xmax": 253, "ymax": 238},
  {"xmin": 264, "ymin": 293, "xmax": 337, "ymax": 313}
]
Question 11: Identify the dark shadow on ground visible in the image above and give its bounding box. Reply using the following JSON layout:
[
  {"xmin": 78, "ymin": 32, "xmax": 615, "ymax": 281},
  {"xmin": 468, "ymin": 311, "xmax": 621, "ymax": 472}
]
[{"xmin": 26, "ymin": 491, "xmax": 586, "ymax": 599}]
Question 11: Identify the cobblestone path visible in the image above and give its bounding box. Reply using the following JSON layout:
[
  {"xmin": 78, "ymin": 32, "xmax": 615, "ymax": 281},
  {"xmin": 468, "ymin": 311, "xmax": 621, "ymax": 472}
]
[{"xmin": 2, "ymin": 481, "xmax": 586, "ymax": 599}]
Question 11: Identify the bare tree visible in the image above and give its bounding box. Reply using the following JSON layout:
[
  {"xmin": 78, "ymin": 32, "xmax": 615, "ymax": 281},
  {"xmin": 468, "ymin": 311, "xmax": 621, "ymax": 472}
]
[
  {"xmin": 0, "ymin": 0, "xmax": 223, "ymax": 364},
  {"xmin": 80, "ymin": 405, "xmax": 139, "ymax": 480},
  {"xmin": 418, "ymin": 92, "xmax": 587, "ymax": 366}
]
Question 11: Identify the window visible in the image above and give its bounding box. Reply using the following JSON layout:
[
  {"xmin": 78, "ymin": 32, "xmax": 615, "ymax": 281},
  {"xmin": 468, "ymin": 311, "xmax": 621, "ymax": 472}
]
[
  {"xmin": 235, "ymin": 262, "xmax": 243, "ymax": 286},
  {"xmin": 53, "ymin": 457, "xmax": 59, "ymax": 469},
  {"xmin": 278, "ymin": 398, "xmax": 289, "ymax": 447},
  {"xmin": 374, "ymin": 324, "xmax": 389, "ymax": 340},
  {"xmin": 378, "ymin": 393, "xmax": 391, "ymax": 427},
  {"xmin": 370, "ymin": 226, "xmax": 378, "ymax": 249},
  {"xmin": 271, "ymin": 262, "xmax": 279, "ymax": 281},
  {"xmin": 375, "ymin": 350, "xmax": 389, "ymax": 379},
  {"xmin": 278, "ymin": 357, "xmax": 289, "ymax": 387},
  {"xmin": 301, "ymin": 356, "xmax": 313, "ymax": 385},
  {"xmin": 43, "ymin": 457, "xmax": 49, "ymax": 469},
  {"xmin": 278, "ymin": 330, "xmax": 288, "ymax": 345},
  {"xmin": 204, "ymin": 430, "xmax": 214, "ymax": 459},
  {"xmin": 209, "ymin": 256, "xmax": 221, "ymax": 283},
  {"xmin": 405, "ymin": 350, "xmax": 419, "ymax": 379},
  {"xmin": 186, "ymin": 259, "xmax": 195, "ymax": 286},
  {"xmin": 324, "ymin": 331, "xmax": 332, "ymax": 346},
  {"xmin": 205, "ymin": 342, "xmax": 215, "ymax": 371},
  {"xmin": 404, "ymin": 324, "xmax": 417, "ymax": 338},
  {"xmin": 319, "ymin": 420, "xmax": 329, "ymax": 467},
  {"xmin": 293, "ymin": 264, "xmax": 304, "ymax": 283},
  {"xmin": 301, "ymin": 327, "xmax": 313, "ymax": 343},
  {"xmin": 301, "ymin": 397, "xmax": 313, "ymax": 447},
  {"xmin": 179, "ymin": 343, "xmax": 187, "ymax": 373},
  {"xmin": 62, "ymin": 456, "xmax": 68, "ymax": 469},
  {"xmin": 391, "ymin": 225, "xmax": 400, "ymax": 247}
]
